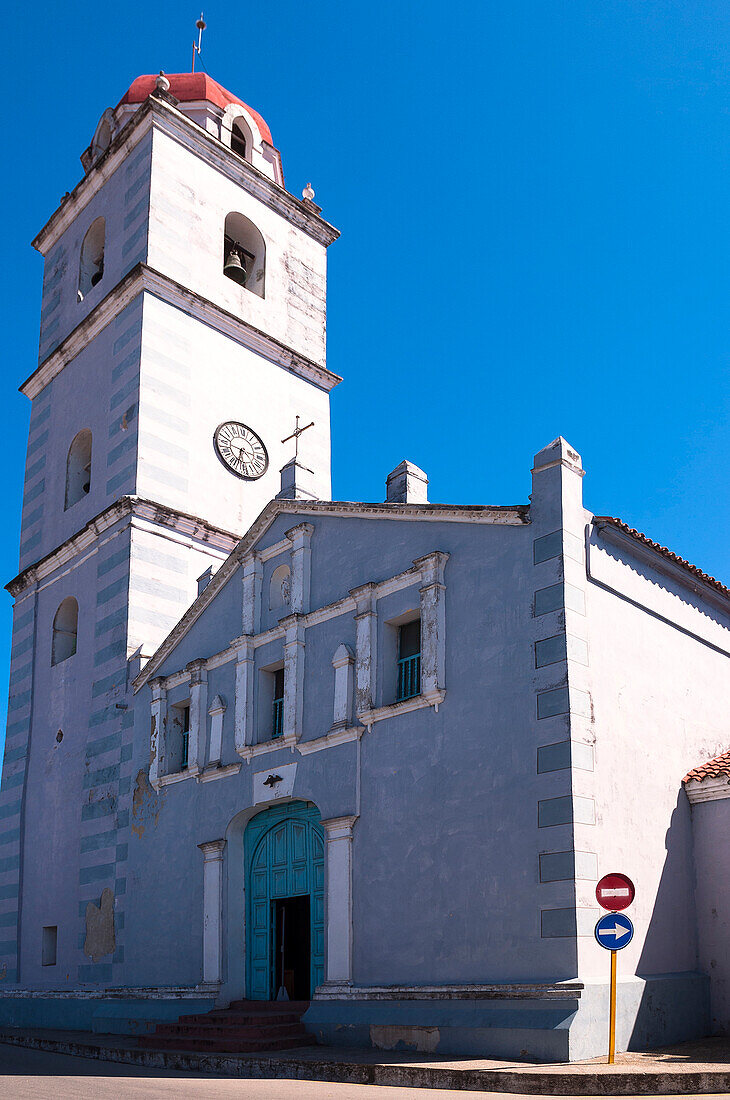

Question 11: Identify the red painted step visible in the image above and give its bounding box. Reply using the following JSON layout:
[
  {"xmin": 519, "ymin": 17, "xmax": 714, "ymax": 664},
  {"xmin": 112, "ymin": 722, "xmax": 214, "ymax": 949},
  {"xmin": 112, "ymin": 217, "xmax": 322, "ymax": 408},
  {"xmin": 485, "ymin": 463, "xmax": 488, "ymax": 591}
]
[{"xmin": 138, "ymin": 1000, "xmax": 315, "ymax": 1054}]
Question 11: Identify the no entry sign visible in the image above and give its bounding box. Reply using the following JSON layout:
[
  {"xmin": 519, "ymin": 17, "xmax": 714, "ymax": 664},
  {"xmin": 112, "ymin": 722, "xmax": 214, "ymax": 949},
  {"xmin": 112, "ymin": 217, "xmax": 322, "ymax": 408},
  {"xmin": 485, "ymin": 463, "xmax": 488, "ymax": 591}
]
[{"xmin": 596, "ymin": 872, "xmax": 635, "ymax": 911}]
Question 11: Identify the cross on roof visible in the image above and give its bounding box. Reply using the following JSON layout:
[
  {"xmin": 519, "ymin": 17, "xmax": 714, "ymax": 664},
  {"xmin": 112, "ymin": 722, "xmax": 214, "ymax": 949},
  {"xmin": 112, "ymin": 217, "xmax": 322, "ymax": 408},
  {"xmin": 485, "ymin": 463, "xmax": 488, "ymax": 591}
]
[{"xmin": 282, "ymin": 415, "xmax": 314, "ymax": 460}]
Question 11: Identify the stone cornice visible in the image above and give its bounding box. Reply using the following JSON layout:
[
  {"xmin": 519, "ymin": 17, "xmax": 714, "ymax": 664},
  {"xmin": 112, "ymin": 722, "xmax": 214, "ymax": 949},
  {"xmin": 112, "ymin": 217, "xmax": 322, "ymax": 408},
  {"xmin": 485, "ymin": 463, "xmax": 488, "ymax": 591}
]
[
  {"xmin": 134, "ymin": 499, "xmax": 529, "ymax": 691},
  {"xmin": 32, "ymin": 106, "xmax": 156, "ymax": 255},
  {"xmin": 21, "ymin": 263, "xmax": 342, "ymax": 399},
  {"xmin": 6, "ymin": 496, "xmax": 240, "ymax": 597},
  {"xmin": 32, "ymin": 95, "xmax": 339, "ymax": 256}
]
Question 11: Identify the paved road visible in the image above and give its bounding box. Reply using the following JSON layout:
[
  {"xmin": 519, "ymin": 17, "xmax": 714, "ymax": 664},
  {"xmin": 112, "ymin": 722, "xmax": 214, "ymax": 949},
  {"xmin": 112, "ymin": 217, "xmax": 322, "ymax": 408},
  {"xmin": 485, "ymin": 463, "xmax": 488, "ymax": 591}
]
[{"xmin": 0, "ymin": 1043, "xmax": 727, "ymax": 1100}]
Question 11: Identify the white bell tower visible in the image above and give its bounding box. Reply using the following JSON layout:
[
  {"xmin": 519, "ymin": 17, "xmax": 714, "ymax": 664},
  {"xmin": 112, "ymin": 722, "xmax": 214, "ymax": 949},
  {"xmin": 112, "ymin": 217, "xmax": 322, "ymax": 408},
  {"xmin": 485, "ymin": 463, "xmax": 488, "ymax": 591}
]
[
  {"xmin": 29, "ymin": 71, "xmax": 340, "ymax": 551},
  {"xmin": 0, "ymin": 72, "xmax": 339, "ymax": 989}
]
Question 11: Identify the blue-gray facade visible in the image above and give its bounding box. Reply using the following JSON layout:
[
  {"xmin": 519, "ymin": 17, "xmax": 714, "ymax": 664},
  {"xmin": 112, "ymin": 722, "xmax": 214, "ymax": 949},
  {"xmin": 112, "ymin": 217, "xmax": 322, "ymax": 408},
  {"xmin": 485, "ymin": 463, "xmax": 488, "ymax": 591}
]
[{"xmin": 0, "ymin": 74, "xmax": 728, "ymax": 1063}]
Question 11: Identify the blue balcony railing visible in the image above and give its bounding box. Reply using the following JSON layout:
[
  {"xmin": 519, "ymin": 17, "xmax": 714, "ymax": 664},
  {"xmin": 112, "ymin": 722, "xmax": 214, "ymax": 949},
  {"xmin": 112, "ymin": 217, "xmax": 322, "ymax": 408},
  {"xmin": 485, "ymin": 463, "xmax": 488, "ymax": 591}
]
[
  {"xmin": 272, "ymin": 697, "xmax": 284, "ymax": 738},
  {"xmin": 397, "ymin": 653, "xmax": 421, "ymax": 702},
  {"xmin": 181, "ymin": 730, "xmax": 189, "ymax": 769}
]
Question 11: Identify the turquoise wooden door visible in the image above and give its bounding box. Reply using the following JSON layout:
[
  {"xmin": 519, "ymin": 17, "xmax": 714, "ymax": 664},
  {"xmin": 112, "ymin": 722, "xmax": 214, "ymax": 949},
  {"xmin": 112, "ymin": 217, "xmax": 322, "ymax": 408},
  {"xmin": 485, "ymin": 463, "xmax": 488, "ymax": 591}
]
[{"xmin": 245, "ymin": 801, "xmax": 324, "ymax": 1000}]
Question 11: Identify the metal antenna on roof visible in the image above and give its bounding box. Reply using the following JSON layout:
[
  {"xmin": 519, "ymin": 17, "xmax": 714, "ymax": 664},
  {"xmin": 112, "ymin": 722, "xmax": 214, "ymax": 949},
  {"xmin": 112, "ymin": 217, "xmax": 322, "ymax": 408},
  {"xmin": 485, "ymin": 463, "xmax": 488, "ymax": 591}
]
[{"xmin": 191, "ymin": 13, "xmax": 206, "ymax": 73}]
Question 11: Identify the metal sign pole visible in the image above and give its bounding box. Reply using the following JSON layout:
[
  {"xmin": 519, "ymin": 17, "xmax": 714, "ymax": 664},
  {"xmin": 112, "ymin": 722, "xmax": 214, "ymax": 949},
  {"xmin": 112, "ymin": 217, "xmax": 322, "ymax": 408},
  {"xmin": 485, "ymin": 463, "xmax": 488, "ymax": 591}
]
[
  {"xmin": 608, "ymin": 948, "xmax": 617, "ymax": 1064},
  {"xmin": 594, "ymin": 874, "xmax": 635, "ymax": 1068}
]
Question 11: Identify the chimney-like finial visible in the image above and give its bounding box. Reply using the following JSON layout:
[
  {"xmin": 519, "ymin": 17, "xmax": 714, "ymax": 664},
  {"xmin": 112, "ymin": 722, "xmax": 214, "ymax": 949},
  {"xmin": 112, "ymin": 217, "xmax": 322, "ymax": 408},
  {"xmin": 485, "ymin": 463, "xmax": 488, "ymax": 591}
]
[{"xmin": 385, "ymin": 460, "xmax": 429, "ymax": 505}]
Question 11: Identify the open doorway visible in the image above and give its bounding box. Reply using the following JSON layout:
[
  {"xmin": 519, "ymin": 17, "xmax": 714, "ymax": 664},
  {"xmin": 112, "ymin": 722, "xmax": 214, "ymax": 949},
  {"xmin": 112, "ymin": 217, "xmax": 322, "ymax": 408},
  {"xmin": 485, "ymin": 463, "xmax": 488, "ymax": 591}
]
[{"xmin": 273, "ymin": 895, "xmax": 311, "ymax": 1001}]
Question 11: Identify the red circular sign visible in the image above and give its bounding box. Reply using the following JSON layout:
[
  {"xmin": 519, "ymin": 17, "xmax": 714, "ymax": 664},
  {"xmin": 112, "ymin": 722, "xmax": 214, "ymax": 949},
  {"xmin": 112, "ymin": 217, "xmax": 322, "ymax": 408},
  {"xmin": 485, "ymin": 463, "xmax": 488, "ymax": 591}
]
[{"xmin": 596, "ymin": 872, "xmax": 635, "ymax": 911}]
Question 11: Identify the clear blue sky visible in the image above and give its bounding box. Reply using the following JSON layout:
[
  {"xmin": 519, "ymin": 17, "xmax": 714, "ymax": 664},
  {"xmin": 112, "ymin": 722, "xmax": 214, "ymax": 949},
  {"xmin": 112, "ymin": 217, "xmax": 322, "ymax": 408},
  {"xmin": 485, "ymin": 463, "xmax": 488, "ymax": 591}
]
[{"xmin": 1, "ymin": 1, "xmax": 729, "ymax": 748}]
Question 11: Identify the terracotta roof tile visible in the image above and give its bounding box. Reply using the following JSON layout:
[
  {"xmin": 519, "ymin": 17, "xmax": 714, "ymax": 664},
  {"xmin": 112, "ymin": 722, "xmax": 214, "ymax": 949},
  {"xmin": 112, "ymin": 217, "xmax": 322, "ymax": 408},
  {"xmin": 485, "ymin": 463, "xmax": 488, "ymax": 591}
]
[
  {"xmin": 593, "ymin": 516, "xmax": 730, "ymax": 601},
  {"xmin": 683, "ymin": 749, "xmax": 730, "ymax": 784},
  {"xmin": 118, "ymin": 73, "xmax": 274, "ymax": 146}
]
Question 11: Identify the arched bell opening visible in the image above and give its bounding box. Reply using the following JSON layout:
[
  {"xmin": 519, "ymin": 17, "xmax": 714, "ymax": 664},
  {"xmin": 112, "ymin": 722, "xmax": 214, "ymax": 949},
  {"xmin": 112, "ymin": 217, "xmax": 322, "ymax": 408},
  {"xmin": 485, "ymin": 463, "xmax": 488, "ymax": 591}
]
[
  {"xmin": 223, "ymin": 212, "xmax": 266, "ymax": 299},
  {"xmin": 64, "ymin": 429, "xmax": 92, "ymax": 510},
  {"xmin": 230, "ymin": 117, "xmax": 250, "ymax": 160},
  {"xmin": 78, "ymin": 217, "xmax": 105, "ymax": 301},
  {"xmin": 52, "ymin": 597, "xmax": 78, "ymax": 666}
]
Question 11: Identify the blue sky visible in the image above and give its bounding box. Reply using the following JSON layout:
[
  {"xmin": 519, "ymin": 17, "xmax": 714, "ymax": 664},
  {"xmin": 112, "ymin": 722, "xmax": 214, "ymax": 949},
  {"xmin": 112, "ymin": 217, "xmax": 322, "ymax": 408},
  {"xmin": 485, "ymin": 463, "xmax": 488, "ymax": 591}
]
[{"xmin": 1, "ymin": 1, "xmax": 729, "ymax": 749}]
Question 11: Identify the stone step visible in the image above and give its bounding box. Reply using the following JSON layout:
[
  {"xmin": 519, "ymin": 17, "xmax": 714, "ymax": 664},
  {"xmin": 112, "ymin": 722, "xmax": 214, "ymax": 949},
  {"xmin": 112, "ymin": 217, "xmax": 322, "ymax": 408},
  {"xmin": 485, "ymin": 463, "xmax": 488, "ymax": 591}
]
[
  {"xmin": 178, "ymin": 1011, "xmax": 300, "ymax": 1027},
  {"xmin": 152, "ymin": 1021, "xmax": 306, "ymax": 1041},
  {"xmin": 228, "ymin": 1000, "xmax": 309, "ymax": 1014},
  {"xmin": 138, "ymin": 1033, "xmax": 316, "ymax": 1053}
]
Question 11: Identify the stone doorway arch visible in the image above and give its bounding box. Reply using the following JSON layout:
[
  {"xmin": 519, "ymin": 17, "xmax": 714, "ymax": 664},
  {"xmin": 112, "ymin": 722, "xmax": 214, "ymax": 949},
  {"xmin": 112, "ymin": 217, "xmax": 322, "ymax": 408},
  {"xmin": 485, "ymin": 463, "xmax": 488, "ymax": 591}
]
[{"xmin": 244, "ymin": 801, "xmax": 324, "ymax": 1000}]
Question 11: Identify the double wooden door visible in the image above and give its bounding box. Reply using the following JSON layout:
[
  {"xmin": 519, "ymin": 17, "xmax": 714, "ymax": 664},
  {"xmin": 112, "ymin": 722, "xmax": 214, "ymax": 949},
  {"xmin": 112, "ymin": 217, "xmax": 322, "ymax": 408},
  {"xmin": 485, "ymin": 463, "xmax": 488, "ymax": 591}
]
[{"xmin": 245, "ymin": 801, "xmax": 325, "ymax": 1000}]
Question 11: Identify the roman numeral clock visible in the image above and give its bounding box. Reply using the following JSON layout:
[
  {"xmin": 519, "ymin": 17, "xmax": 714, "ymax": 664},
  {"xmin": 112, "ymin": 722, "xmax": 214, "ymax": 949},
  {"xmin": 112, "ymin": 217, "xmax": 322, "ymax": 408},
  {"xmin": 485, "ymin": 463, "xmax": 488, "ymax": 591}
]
[{"xmin": 214, "ymin": 421, "xmax": 269, "ymax": 480}]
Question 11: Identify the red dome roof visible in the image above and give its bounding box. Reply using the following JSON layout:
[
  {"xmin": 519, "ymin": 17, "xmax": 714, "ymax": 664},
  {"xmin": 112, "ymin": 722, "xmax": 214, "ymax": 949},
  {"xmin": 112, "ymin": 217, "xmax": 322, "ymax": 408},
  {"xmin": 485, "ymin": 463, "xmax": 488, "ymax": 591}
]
[{"xmin": 118, "ymin": 73, "xmax": 273, "ymax": 146}]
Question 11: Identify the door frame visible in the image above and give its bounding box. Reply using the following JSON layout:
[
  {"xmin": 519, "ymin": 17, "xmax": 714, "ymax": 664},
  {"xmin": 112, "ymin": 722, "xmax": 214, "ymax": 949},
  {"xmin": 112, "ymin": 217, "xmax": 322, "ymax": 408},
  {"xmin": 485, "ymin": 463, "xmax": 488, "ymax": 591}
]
[{"xmin": 244, "ymin": 800, "xmax": 324, "ymax": 1000}]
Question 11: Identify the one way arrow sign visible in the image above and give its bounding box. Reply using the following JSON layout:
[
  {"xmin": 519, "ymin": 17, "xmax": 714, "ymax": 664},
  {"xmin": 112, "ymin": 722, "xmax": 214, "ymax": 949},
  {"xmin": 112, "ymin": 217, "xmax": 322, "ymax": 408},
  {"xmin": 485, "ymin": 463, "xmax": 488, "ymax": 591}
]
[{"xmin": 595, "ymin": 912, "xmax": 634, "ymax": 951}]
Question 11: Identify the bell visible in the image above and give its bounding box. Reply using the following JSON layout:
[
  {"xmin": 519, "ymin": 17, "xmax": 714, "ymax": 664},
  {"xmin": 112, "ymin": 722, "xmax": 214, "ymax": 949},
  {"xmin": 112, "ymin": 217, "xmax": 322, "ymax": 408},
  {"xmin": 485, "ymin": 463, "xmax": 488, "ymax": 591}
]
[{"xmin": 223, "ymin": 248, "xmax": 247, "ymax": 286}]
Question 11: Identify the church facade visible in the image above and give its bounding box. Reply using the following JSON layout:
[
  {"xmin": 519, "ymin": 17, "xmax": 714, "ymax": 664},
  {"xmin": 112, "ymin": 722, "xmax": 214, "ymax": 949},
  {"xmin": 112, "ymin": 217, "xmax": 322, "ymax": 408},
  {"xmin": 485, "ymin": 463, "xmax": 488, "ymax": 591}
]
[{"xmin": 0, "ymin": 72, "xmax": 728, "ymax": 1062}]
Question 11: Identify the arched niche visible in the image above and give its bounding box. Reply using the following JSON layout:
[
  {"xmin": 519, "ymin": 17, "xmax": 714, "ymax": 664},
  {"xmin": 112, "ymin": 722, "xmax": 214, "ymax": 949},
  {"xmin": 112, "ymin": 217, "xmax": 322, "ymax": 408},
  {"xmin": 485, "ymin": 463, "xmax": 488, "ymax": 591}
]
[
  {"xmin": 223, "ymin": 212, "xmax": 266, "ymax": 299},
  {"xmin": 65, "ymin": 430, "xmax": 92, "ymax": 510},
  {"xmin": 269, "ymin": 563, "xmax": 291, "ymax": 611},
  {"xmin": 52, "ymin": 597, "xmax": 78, "ymax": 666},
  {"xmin": 78, "ymin": 218, "xmax": 105, "ymax": 300},
  {"xmin": 331, "ymin": 644, "xmax": 354, "ymax": 728}
]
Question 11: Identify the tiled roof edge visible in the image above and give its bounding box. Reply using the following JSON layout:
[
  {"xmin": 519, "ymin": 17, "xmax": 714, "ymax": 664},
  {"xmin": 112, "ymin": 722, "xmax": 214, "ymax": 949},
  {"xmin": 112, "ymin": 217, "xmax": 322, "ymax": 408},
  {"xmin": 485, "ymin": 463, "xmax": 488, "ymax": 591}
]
[
  {"xmin": 683, "ymin": 748, "xmax": 730, "ymax": 784},
  {"xmin": 593, "ymin": 516, "xmax": 730, "ymax": 602}
]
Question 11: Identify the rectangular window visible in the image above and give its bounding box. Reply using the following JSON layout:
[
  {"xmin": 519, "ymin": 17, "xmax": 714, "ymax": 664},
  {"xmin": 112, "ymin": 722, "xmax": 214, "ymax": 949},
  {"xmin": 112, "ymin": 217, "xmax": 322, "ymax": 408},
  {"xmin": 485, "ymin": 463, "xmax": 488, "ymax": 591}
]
[
  {"xmin": 272, "ymin": 667, "xmax": 285, "ymax": 738},
  {"xmin": 397, "ymin": 619, "xmax": 421, "ymax": 701},
  {"xmin": 42, "ymin": 925, "xmax": 57, "ymax": 966},
  {"xmin": 180, "ymin": 704, "xmax": 190, "ymax": 769}
]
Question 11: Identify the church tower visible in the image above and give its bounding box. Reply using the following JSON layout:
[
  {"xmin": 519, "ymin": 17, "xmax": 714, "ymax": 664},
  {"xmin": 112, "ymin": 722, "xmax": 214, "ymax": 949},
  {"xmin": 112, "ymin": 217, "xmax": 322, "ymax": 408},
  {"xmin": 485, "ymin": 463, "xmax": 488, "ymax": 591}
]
[{"xmin": 0, "ymin": 73, "xmax": 339, "ymax": 987}]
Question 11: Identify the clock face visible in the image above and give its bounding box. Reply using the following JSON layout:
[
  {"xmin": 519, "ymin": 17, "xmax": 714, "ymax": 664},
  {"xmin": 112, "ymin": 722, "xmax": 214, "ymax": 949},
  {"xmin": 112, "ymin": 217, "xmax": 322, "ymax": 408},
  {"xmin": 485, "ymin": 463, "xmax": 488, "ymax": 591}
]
[{"xmin": 214, "ymin": 421, "xmax": 269, "ymax": 480}]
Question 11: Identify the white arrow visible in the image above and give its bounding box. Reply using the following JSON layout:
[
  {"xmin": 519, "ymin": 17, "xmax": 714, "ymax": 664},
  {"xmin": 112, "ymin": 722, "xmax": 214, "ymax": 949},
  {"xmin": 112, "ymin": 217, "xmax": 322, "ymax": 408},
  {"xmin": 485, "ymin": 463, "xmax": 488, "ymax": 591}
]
[{"xmin": 598, "ymin": 921, "xmax": 629, "ymax": 941}]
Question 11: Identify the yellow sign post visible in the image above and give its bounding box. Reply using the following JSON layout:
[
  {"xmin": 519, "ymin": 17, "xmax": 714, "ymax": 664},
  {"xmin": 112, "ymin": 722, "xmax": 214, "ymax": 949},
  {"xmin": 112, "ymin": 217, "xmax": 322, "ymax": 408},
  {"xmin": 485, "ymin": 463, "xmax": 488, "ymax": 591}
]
[
  {"xmin": 608, "ymin": 948, "xmax": 617, "ymax": 1064},
  {"xmin": 594, "ymin": 874, "xmax": 635, "ymax": 1067}
]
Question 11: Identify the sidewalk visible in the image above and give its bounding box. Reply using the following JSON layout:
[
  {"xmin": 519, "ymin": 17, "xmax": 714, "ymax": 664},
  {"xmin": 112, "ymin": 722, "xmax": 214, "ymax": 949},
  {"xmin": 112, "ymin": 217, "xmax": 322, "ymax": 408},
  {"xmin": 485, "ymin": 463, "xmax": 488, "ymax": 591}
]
[{"xmin": 0, "ymin": 1027, "xmax": 728, "ymax": 1094}]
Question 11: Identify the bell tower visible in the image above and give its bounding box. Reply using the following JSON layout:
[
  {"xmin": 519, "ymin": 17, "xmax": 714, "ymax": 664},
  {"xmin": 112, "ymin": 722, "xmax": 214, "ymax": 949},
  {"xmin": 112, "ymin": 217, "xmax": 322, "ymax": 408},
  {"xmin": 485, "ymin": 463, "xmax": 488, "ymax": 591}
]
[{"xmin": 0, "ymin": 72, "xmax": 339, "ymax": 988}]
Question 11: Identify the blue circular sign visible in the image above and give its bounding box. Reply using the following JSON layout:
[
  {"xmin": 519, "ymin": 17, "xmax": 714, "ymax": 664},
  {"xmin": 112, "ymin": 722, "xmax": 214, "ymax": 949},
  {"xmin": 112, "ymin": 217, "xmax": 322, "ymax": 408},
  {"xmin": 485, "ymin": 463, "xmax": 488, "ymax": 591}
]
[{"xmin": 595, "ymin": 912, "xmax": 634, "ymax": 951}]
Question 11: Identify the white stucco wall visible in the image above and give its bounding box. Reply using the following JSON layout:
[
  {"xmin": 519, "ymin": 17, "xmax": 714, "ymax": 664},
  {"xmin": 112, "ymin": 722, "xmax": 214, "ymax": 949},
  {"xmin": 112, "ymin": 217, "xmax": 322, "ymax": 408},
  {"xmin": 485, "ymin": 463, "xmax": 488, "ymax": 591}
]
[
  {"xmin": 135, "ymin": 295, "xmax": 332, "ymax": 535},
  {"xmin": 575, "ymin": 531, "xmax": 730, "ymax": 989},
  {"xmin": 147, "ymin": 127, "xmax": 329, "ymax": 367},
  {"xmin": 689, "ymin": 794, "xmax": 730, "ymax": 1034}
]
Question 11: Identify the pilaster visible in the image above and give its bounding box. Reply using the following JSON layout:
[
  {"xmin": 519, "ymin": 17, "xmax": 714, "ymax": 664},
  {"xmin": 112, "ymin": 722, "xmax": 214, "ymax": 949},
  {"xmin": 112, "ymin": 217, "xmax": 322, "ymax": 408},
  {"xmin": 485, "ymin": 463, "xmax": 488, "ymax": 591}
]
[
  {"xmin": 186, "ymin": 659, "xmax": 208, "ymax": 773},
  {"xmin": 233, "ymin": 637, "xmax": 255, "ymax": 754},
  {"xmin": 282, "ymin": 615, "xmax": 306, "ymax": 740},
  {"xmin": 149, "ymin": 677, "xmax": 167, "ymax": 790},
  {"xmin": 241, "ymin": 553, "xmax": 263, "ymax": 635},
  {"xmin": 321, "ymin": 815, "xmax": 358, "ymax": 984},
  {"xmin": 198, "ymin": 839, "xmax": 226, "ymax": 986},
  {"xmin": 530, "ymin": 438, "xmax": 597, "ymax": 955},
  {"xmin": 414, "ymin": 552, "xmax": 449, "ymax": 705},
  {"xmin": 351, "ymin": 583, "xmax": 377, "ymax": 715},
  {"xmin": 286, "ymin": 523, "xmax": 314, "ymax": 614}
]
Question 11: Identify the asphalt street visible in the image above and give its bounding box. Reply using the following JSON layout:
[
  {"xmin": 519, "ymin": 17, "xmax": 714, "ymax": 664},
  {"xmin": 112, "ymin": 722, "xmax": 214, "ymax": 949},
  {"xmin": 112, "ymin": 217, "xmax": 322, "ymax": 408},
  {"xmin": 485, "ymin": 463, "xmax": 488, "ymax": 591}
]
[{"xmin": 0, "ymin": 1042, "xmax": 727, "ymax": 1100}]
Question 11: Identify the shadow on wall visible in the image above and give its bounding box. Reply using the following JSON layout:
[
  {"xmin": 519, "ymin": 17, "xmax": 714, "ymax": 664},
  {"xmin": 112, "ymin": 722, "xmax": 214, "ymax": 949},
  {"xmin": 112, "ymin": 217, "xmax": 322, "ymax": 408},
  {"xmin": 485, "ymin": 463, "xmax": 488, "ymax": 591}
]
[{"xmin": 629, "ymin": 791, "xmax": 710, "ymax": 1049}]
